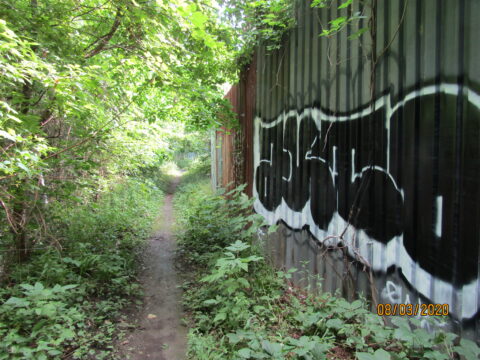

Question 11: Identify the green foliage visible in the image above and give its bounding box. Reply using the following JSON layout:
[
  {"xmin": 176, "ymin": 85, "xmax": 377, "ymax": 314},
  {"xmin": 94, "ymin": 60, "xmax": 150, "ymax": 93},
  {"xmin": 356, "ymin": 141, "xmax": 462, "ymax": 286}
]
[
  {"xmin": 219, "ymin": 0, "xmax": 297, "ymax": 63},
  {"xmin": 221, "ymin": 0, "xmax": 369, "ymax": 66},
  {"xmin": 177, "ymin": 155, "xmax": 211, "ymax": 187},
  {"xmin": 0, "ymin": 283, "xmax": 83, "ymax": 359},
  {"xmin": 311, "ymin": 0, "xmax": 368, "ymax": 39},
  {"xmin": 0, "ymin": 178, "xmax": 163, "ymax": 358},
  {"xmin": 175, "ymin": 180, "xmax": 266, "ymax": 267},
  {"xmin": 199, "ymin": 240, "xmax": 263, "ymax": 328},
  {"xmin": 176, "ymin": 177, "xmax": 480, "ymax": 360},
  {"xmin": 0, "ymin": 10, "xmax": 234, "ymax": 357},
  {"xmin": 170, "ymin": 127, "xmax": 210, "ymax": 170},
  {"xmin": 0, "ymin": 0, "xmax": 237, "ymax": 274}
]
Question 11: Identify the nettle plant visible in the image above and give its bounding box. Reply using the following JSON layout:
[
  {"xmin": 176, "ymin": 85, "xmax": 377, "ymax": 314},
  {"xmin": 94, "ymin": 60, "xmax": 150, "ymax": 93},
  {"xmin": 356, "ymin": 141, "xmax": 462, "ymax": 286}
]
[{"xmin": 201, "ymin": 240, "xmax": 263, "ymax": 327}]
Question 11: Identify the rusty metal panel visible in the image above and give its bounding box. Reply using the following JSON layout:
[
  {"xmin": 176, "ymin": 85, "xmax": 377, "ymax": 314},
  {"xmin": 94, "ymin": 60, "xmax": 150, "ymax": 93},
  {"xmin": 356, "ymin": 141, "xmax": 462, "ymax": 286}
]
[
  {"xmin": 247, "ymin": 0, "xmax": 480, "ymax": 339},
  {"xmin": 214, "ymin": 127, "xmax": 233, "ymax": 190},
  {"xmin": 213, "ymin": 57, "xmax": 257, "ymax": 193},
  {"xmin": 210, "ymin": 131, "xmax": 217, "ymax": 190},
  {"xmin": 241, "ymin": 55, "xmax": 257, "ymax": 197},
  {"xmin": 214, "ymin": 86, "xmax": 238, "ymax": 191}
]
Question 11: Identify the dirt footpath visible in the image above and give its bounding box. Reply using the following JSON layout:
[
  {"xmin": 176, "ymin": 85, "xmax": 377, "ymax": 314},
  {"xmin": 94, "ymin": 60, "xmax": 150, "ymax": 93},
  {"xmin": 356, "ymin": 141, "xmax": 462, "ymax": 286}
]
[{"xmin": 116, "ymin": 178, "xmax": 187, "ymax": 359}]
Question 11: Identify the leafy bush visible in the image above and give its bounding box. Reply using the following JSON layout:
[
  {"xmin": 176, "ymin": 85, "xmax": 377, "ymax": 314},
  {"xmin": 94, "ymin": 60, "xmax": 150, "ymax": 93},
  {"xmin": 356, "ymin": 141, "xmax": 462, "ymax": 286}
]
[
  {"xmin": 0, "ymin": 283, "xmax": 83, "ymax": 359},
  {"xmin": 176, "ymin": 179, "xmax": 480, "ymax": 360},
  {"xmin": 0, "ymin": 177, "xmax": 163, "ymax": 359},
  {"xmin": 175, "ymin": 182, "xmax": 265, "ymax": 267}
]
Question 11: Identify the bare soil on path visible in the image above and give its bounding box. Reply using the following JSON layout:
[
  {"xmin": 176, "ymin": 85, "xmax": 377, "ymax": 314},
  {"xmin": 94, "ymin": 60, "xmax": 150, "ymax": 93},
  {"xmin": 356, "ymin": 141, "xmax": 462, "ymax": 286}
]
[{"xmin": 116, "ymin": 178, "xmax": 187, "ymax": 360}]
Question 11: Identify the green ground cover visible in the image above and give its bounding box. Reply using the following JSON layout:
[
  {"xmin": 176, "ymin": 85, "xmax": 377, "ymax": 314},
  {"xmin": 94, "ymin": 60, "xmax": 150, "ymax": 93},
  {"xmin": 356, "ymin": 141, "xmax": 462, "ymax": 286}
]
[
  {"xmin": 0, "ymin": 175, "xmax": 163, "ymax": 359},
  {"xmin": 174, "ymin": 167, "xmax": 480, "ymax": 360}
]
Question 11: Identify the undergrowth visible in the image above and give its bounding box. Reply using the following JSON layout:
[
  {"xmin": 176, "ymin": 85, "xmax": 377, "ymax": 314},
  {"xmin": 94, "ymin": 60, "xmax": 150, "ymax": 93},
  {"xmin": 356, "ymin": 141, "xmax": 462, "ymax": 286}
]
[
  {"xmin": 0, "ymin": 176, "xmax": 163, "ymax": 359},
  {"xmin": 175, "ymin": 174, "xmax": 480, "ymax": 360},
  {"xmin": 176, "ymin": 155, "xmax": 210, "ymax": 187}
]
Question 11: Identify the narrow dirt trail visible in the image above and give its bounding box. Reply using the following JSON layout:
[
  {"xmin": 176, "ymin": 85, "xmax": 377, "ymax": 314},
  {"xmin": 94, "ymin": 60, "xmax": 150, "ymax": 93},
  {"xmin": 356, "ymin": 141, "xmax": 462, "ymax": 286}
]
[{"xmin": 117, "ymin": 177, "xmax": 187, "ymax": 360}]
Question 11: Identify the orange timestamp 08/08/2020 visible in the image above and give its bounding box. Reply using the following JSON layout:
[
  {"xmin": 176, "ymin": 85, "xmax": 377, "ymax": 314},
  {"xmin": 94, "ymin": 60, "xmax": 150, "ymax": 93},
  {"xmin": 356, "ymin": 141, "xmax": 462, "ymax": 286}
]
[{"xmin": 376, "ymin": 303, "xmax": 449, "ymax": 316}]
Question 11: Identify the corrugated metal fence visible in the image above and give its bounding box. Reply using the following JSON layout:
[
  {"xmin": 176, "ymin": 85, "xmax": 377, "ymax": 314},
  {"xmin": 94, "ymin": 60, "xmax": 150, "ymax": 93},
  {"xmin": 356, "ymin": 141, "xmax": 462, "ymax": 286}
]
[
  {"xmin": 215, "ymin": 0, "xmax": 480, "ymax": 339},
  {"xmin": 212, "ymin": 59, "xmax": 256, "ymax": 194}
]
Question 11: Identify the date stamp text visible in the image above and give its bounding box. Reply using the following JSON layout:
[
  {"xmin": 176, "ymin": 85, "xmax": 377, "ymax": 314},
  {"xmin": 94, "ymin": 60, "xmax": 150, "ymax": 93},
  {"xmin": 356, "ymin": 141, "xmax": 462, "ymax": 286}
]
[{"xmin": 376, "ymin": 303, "xmax": 449, "ymax": 316}]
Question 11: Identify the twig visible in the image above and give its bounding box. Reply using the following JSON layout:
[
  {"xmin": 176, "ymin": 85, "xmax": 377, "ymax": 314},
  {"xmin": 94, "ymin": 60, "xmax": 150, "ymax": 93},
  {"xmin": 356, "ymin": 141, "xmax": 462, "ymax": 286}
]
[
  {"xmin": 84, "ymin": 8, "xmax": 122, "ymax": 58},
  {"xmin": 374, "ymin": 0, "xmax": 408, "ymax": 68},
  {"xmin": 0, "ymin": 199, "xmax": 19, "ymax": 234},
  {"xmin": 321, "ymin": 121, "xmax": 334, "ymax": 152}
]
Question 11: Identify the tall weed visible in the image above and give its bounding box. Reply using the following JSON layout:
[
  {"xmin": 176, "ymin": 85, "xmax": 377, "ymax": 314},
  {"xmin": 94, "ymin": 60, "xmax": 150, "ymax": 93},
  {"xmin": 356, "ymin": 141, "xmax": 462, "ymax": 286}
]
[{"xmin": 175, "ymin": 183, "xmax": 265, "ymax": 267}]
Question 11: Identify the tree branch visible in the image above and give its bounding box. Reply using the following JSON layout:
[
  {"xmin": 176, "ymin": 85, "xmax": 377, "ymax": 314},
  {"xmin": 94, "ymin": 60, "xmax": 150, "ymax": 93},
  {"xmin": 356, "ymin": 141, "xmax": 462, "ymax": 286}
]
[{"xmin": 84, "ymin": 8, "xmax": 122, "ymax": 59}]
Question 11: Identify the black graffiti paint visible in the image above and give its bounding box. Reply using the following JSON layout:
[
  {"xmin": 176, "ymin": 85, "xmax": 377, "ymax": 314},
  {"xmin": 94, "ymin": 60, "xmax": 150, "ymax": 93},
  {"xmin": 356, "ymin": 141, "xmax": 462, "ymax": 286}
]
[{"xmin": 255, "ymin": 87, "xmax": 479, "ymax": 286}]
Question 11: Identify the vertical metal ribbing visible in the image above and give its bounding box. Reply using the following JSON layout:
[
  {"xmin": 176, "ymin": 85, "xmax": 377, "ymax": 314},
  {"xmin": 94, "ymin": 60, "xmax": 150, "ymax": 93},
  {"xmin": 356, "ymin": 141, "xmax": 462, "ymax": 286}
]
[
  {"xmin": 394, "ymin": 0, "xmax": 405, "ymax": 282},
  {"xmin": 286, "ymin": 2, "xmax": 298, "ymax": 230},
  {"xmin": 406, "ymin": 0, "xmax": 421, "ymax": 298},
  {"xmin": 301, "ymin": 1, "xmax": 311, "ymax": 230},
  {"xmin": 352, "ymin": 0, "xmax": 364, "ymax": 299},
  {"xmin": 465, "ymin": 0, "xmax": 480, "ymax": 341},
  {"xmin": 271, "ymin": 49, "xmax": 278, "ymax": 219},
  {"xmin": 452, "ymin": 0, "xmax": 465, "ymax": 330},
  {"xmin": 259, "ymin": 44, "xmax": 266, "ymax": 203},
  {"xmin": 379, "ymin": 0, "xmax": 389, "ymax": 266},
  {"xmin": 430, "ymin": 0, "xmax": 443, "ymax": 316}
]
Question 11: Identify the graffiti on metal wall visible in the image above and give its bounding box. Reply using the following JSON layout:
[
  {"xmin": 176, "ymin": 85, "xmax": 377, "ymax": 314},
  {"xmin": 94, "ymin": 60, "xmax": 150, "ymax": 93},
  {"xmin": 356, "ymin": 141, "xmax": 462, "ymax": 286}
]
[{"xmin": 253, "ymin": 83, "xmax": 480, "ymax": 321}]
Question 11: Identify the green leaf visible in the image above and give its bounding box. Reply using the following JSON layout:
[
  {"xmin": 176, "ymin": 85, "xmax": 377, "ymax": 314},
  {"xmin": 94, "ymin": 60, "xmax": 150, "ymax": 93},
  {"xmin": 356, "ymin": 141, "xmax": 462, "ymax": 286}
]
[
  {"xmin": 392, "ymin": 317, "xmax": 414, "ymax": 343},
  {"xmin": 311, "ymin": 0, "xmax": 328, "ymax": 7},
  {"xmin": 38, "ymin": 303, "xmax": 57, "ymax": 318},
  {"xmin": 238, "ymin": 348, "xmax": 252, "ymax": 358},
  {"xmin": 237, "ymin": 277, "xmax": 250, "ymax": 288},
  {"xmin": 16, "ymin": 162, "xmax": 31, "ymax": 175},
  {"xmin": 203, "ymin": 299, "xmax": 219, "ymax": 305},
  {"xmin": 357, "ymin": 349, "xmax": 391, "ymax": 360},
  {"xmin": 326, "ymin": 318, "xmax": 344, "ymax": 330},
  {"xmin": 330, "ymin": 16, "xmax": 348, "ymax": 28},
  {"xmin": 227, "ymin": 333, "xmax": 242, "ymax": 344},
  {"xmin": 373, "ymin": 349, "xmax": 391, "ymax": 360},
  {"xmin": 0, "ymin": 129, "xmax": 16, "ymax": 141},
  {"xmin": 225, "ymin": 240, "xmax": 250, "ymax": 252},
  {"xmin": 60, "ymin": 328, "xmax": 75, "ymax": 340},
  {"xmin": 357, "ymin": 352, "xmax": 376, "ymax": 360},
  {"xmin": 348, "ymin": 27, "xmax": 369, "ymax": 40},
  {"xmin": 4, "ymin": 297, "xmax": 29, "ymax": 308},
  {"xmin": 261, "ymin": 340, "xmax": 282, "ymax": 356},
  {"xmin": 213, "ymin": 312, "xmax": 227, "ymax": 323},
  {"xmin": 190, "ymin": 11, "xmax": 207, "ymax": 28},
  {"xmin": 423, "ymin": 351, "xmax": 449, "ymax": 360},
  {"xmin": 454, "ymin": 338, "xmax": 480, "ymax": 359},
  {"xmin": 338, "ymin": 0, "xmax": 353, "ymax": 9}
]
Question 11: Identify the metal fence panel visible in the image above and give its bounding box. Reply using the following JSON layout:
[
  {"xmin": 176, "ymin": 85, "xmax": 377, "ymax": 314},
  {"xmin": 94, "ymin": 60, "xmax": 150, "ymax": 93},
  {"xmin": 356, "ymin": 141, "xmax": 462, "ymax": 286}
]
[{"xmin": 247, "ymin": 0, "xmax": 480, "ymax": 339}]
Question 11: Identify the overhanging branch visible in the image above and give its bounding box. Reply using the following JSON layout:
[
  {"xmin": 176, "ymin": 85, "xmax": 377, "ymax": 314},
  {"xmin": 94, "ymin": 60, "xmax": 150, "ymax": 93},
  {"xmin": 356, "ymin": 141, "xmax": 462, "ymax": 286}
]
[{"xmin": 84, "ymin": 8, "xmax": 122, "ymax": 59}]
